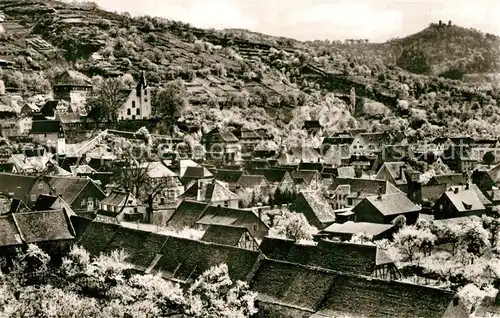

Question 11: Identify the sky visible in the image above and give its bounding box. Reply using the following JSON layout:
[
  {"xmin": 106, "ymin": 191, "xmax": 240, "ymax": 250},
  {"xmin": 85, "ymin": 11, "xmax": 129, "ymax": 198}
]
[{"xmin": 87, "ymin": 0, "xmax": 500, "ymax": 42}]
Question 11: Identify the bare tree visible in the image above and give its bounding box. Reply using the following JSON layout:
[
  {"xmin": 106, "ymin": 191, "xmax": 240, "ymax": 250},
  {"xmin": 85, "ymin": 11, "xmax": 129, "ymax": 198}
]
[{"xmin": 86, "ymin": 78, "xmax": 128, "ymax": 125}]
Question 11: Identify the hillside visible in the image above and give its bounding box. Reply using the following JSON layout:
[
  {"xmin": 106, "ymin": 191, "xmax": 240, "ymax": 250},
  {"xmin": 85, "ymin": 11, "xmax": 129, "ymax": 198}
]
[{"xmin": 0, "ymin": 0, "xmax": 500, "ymax": 142}]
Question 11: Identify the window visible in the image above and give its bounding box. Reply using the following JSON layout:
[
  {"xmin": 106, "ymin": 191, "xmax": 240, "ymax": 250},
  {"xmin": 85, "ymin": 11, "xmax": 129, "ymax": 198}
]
[
  {"xmin": 347, "ymin": 198, "xmax": 353, "ymax": 206},
  {"xmin": 132, "ymin": 101, "xmax": 136, "ymax": 108},
  {"xmin": 224, "ymin": 201, "xmax": 229, "ymax": 207},
  {"xmin": 253, "ymin": 224, "xmax": 258, "ymax": 232},
  {"xmin": 31, "ymin": 195, "xmax": 36, "ymax": 201},
  {"xmin": 144, "ymin": 90, "xmax": 147, "ymax": 96},
  {"xmin": 134, "ymin": 207, "xmax": 138, "ymax": 213},
  {"xmin": 38, "ymin": 183, "xmax": 43, "ymax": 189},
  {"xmin": 136, "ymin": 108, "xmax": 140, "ymax": 115},
  {"xmin": 439, "ymin": 204, "xmax": 443, "ymax": 210},
  {"xmin": 81, "ymin": 199, "xmax": 86, "ymax": 207},
  {"xmin": 127, "ymin": 109, "xmax": 131, "ymax": 115}
]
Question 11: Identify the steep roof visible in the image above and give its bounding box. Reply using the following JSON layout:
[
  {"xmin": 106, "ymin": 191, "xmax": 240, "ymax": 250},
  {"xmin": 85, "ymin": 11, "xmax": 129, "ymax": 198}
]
[
  {"xmin": 364, "ymin": 192, "xmax": 421, "ymax": 216},
  {"xmin": 48, "ymin": 176, "xmax": 104, "ymax": 205},
  {"xmin": 182, "ymin": 166, "xmax": 213, "ymax": 179},
  {"xmin": 53, "ymin": 70, "xmax": 92, "ymax": 86},
  {"xmin": 32, "ymin": 194, "xmax": 58, "ymax": 211},
  {"xmin": 0, "ymin": 214, "xmax": 23, "ymax": 246},
  {"xmin": 259, "ymin": 237, "xmax": 393, "ymax": 275},
  {"xmin": 376, "ymin": 161, "xmax": 409, "ymax": 185},
  {"xmin": 321, "ymin": 221, "xmax": 396, "ymax": 238},
  {"xmin": 215, "ymin": 169, "xmax": 245, "ymax": 184},
  {"xmin": 292, "ymin": 170, "xmax": 321, "ymax": 185},
  {"xmin": 180, "ymin": 179, "xmax": 239, "ymax": 202},
  {"xmin": 77, "ymin": 221, "xmax": 121, "ymax": 255},
  {"xmin": 251, "ymin": 259, "xmax": 463, "ymax": 318},
  {"xmin": 167, "ymin": 199, "xmax": 209, "ymax": 229},
  {"xmin": 201, "ymin": 224, "xmax": 250, "ymax": 246},
  {"xmin": 196, "ymin": 205, "xmax": 268, "ymax": 232},
  {"xmin": 429, "ymin": 173, "xmax": 467, "ymax": 186},
  {"xmin": 0, "ymin": 173, "xmax": 37, "ymax": 201},
  {"xmin": 237, "ymin": 175, "xmax": 268, "ymax": 188},
  {"xmin": 290, "ymin": 191, "xmax": 336, "ymax": 225},
  {"xmin": 143, "ymin": 161, "xmax": 177, "ymax": 178},
  {"xmin": 100, "ymin": 191, "xmax": 131, "ymax": 206},
  {"xmin": 422, "ymin": 184, "xmax": 448, "ymax": 203},
  {"xmin": 154, "ymin": 236, "xmax": 260, "ymax": 282},
  {"xmin": 444, "ymin": 189, "xmax": 486, "ymax": 212},
  {"xmin": 30, "ymin": 120, "xmax": 62, "ymax": 134},
  {"xmin": 253, "ymin": 168, "xmax": 289, "ymax": 183},
  {"xmin": 331, "ymin": 178, "xmax": 401, "ymax": 196},
  {"xmin": 13, "ymin": 210, "xmax": 74, "ymax": 243}
]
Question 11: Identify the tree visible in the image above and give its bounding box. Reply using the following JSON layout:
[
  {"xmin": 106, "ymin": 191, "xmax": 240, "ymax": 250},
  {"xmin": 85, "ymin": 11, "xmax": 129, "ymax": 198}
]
[
  {"xmin": 269, "ymin": 210, "xmax": 318, "ymax": 241},
  {"xmin": 185, "ymin": 264, "xmax": 257, "ymax": 317},
  {"xmin": 393, "ymin": 225, "xmax": 437, "ymax": 262},
  {"xmin": 153, "ymin": 80, "xmax": 187, "ymax": 128},
  {"xmin": 85, "ymin": 78, "xmax": 128, "ymax": 124},
  {"xmin": 483, "ymin": 151, "xmax": 496, "ymax": 166},
  {"xmin": 392, "ymin": 215, "xmax": 407, "ymax": 230},
  {"xmin": 458, "ymin": 219, "xmax": 491, "ymax": 262},
  {"xmin": 1, "ymin": 245, "xmax": 258, "ymax": 317}
]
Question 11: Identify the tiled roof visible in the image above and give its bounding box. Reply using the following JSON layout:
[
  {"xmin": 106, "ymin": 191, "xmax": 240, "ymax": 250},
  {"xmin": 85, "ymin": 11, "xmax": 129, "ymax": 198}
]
[
  {"xmin": 13, "ymin": 210, "xmax": 74, "ymax": 243},
  {"xmin": 444, "ymin": 189, "xmax": 485, "ymax": 212},
  {"xmin": 201, "ymin": 224, "xmax": 249, "ymax": 246},
  {"xmin": 321, "ymin": 221, "xmax": 395, "ymax": 238},
  {"xmin": 154, "ymin": 235, "xmax": 260, "ymax": 282},
  {"xmin": 100, "ymin": 191, "xmax": 131, "ymax": 206},
  {"xmin": 167, "ymin": 199, "xmax": 209, "ymax": 229},
  {"xmin": 292, "ymin": 191, "xmax": 336, "ymax": 224},
  {"xmin": 0, "ymin": 214, "xmax": 23, "ymax": 246},
  {"xmin": 365, "ymin": 193, "xmax": 421, "ymax": 216},
  {"xmin": 251, "ymin": 259, "xmax": 463, "ymax": 317},
  {"xmin": 253, "ymin": 168, "xmax": 289, "ymax": 183}
]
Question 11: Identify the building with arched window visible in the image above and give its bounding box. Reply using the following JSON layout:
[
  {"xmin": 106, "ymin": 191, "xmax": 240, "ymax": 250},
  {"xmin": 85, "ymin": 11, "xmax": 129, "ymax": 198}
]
[{"xmin": 118, "ymin": 72, "xmax": 151, "ymax": 121}]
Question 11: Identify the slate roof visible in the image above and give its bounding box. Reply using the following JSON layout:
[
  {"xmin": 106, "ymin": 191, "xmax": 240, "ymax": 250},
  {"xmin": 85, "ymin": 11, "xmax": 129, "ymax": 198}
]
[
  {"xmin": 321, "ymin": 221, "xmax": 396, "ymax": 238},
  {"xmin": 14, "ymin": 210, "xmax": 75, "ymax": 243},
  {"xmin": 364, "ymin": 193, "xmax": 421, "ymax": 216},
  {"xmin": 359, "ymin": 132, "xmax": 392, "ymax": 148},
  {"xmin": 201, "ymin": 224, "xmax": 251, "ymax": 246}
]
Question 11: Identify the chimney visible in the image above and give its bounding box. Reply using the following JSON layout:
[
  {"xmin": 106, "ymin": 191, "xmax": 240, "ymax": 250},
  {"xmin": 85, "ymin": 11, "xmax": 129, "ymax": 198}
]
[
  {"xmin": 448, "ymin": 20, "xmax": 452, "ymax": 26},
  {"xmin": 258, "ymin": 208, "xmax": 262, "ymax": 220},
  {"xmin": 454, "ymin": 188, "xmax": 459, "ymax": 194},
  {"xmin": 439, "ymin": 20, "xmax": 442, "ymax": 26}
]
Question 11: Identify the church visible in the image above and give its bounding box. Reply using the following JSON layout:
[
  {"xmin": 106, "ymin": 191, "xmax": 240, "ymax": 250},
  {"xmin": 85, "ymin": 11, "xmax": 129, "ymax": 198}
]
[{"xmin": 118, "ymin": 71, "xmax": 151, "ymax": 120}]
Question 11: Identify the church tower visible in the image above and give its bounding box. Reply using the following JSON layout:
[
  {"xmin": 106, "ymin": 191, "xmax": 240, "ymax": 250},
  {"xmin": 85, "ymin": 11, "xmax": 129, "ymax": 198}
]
[{"xmin": 57, "ymin": 123, "xmax": 66, "ymax": 156}]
